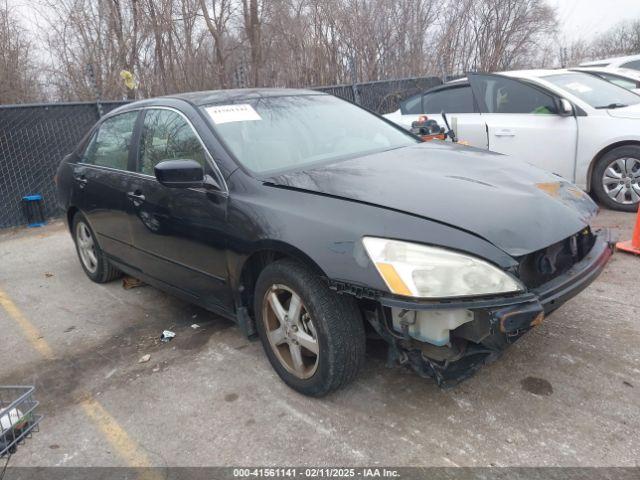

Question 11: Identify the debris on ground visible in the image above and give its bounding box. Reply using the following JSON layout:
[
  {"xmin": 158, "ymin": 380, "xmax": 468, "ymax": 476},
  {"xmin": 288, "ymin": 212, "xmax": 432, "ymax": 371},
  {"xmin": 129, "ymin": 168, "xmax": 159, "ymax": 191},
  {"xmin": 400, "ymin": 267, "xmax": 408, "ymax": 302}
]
[
  {"xmin": 122, "ymin": 276, "xmax": 146, "ymax": 289},
  {"xmin": 191, "ymin": 324, "xmax": 200, "ymax": 330},
  {"xmin": 138, "ymin": 354, "xmax": 151, "ymax": 363},
  {"xmin": 160, "ymin": 330, "xmax": 176, "ymax": 342},
  {"xmin": 192, "ymin": 314, "xmax": 197, "ymax": 319},
  {"xmin": 44, "ymin": 272, "xmax": 54, "ymax": 278}
]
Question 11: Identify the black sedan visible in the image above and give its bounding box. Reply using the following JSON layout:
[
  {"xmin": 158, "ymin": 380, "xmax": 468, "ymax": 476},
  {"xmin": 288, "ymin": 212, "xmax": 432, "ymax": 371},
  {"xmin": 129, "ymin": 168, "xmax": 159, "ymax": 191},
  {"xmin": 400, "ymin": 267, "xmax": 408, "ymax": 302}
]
[{"xmin": 56, "ymin": 89, "xmax": 613, "ymax": 396}]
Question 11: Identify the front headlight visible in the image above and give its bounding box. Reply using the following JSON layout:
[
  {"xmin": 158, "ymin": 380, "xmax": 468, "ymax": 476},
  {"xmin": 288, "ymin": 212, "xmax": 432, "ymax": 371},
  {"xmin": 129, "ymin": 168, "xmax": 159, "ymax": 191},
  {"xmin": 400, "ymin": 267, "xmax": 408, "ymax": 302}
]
[{"xmin": 362, "ymin": 237, "xmax": 524, "ymax": 299}]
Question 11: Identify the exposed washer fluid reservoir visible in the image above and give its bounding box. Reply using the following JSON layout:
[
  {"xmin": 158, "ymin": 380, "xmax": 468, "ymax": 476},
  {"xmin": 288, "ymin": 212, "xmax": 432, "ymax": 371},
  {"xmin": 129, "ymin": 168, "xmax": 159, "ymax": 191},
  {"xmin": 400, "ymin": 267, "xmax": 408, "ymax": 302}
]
[{"xmin": 391, "ymin": 308, "xmax": 474, "ymax": 346}]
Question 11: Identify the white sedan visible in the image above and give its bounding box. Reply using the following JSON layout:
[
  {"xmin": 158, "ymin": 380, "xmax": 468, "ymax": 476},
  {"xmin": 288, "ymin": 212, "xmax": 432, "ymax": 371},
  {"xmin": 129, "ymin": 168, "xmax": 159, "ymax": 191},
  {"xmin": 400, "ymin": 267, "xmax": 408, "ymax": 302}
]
[
  {"xmin": 580, "ymin": 54, "xmax": 640, "ymax": 71},
  {"xmin": 384, "ymin": 69, "xmax": 640, "ymax": 211}
]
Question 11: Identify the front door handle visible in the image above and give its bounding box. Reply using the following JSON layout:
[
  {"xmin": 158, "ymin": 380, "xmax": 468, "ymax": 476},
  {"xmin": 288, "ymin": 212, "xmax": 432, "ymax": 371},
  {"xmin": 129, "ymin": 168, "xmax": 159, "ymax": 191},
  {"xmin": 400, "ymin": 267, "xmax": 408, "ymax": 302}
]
[
  {"xmin": 127, "ymin": 190, "xmax": 145, "ymax": 206},
  {"xmin": 494, "ymin": 129, "xmax": 515, "ymax": 137}
]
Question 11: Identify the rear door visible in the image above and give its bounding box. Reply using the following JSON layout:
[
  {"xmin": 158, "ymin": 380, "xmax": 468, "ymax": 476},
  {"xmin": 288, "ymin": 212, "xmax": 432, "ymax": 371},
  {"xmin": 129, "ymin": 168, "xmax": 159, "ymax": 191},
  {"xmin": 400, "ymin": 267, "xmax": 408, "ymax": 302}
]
[
  {"xmin": 468, "ymin": 73, "xmax": 578, "ymax": 181},
  {"xmin": 126, "ymin": 107, "xmax": 232, "ymax": 311},
  {"xmin": 72, "ymin": 110, "xmax": 141, "ymax": 267},
  {"xmin": 394, "ymin": 84, "xmax": 488, "ymax": 148}
]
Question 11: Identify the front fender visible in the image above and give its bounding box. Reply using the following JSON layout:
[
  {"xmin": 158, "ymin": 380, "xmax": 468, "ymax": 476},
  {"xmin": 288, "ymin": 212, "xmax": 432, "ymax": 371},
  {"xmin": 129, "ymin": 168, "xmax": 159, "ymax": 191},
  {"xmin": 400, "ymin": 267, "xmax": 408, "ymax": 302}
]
[{"xmin": 225, "ymin": 179, "xmax": 519, "ymax": 297}]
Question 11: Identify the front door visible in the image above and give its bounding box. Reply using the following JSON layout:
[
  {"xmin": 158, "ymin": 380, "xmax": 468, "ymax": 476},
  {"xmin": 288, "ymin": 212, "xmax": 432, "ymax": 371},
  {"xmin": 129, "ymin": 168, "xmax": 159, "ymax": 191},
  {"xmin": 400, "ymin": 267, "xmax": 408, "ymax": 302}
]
[
  {"xmin": 127, "ymin": 108, "xmax": 232, "ymax": 311},
  {"xmin": 72, "ymin": 111, "xmax": 141, "ymax": 268},
  {"xmin": 469, "ymin": 73, "xmax": 578, "ymax": 182}
]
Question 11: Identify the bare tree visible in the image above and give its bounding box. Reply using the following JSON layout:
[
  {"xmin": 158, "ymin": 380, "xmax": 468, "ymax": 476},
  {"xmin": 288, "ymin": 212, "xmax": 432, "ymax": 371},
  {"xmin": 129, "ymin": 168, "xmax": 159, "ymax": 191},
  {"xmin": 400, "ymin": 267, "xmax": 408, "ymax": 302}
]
[
  {"xmin": 199, "ymin": 0, "xmax": 234, "ymax": 88},
  {"xmin": 593, "ymin": 19, "xmax": 640, "ymax": 58},
  {"xmin": 242, "ymin": 0, "xmax": 264, "ymax": 86},
  {"xmin": 437, "ymin": 0, "xmax": 556, "ymax": 75},
  {"xmin": 0, "ymin": 1, "xmax": 41, "ymax": 103},
  {"xmin": 19, "ymin": 0, "xmax": 567, "ymax": 103}
]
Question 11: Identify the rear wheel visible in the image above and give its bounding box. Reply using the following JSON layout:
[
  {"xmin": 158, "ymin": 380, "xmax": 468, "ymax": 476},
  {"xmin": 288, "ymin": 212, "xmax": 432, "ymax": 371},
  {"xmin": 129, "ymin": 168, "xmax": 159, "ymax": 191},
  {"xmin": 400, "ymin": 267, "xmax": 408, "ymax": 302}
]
[
  {"xmin": 254, "ymin": 259, "xmax": 366, "ymax": 396},
  {"xmin": 592, "ymin": 147, "xmax": 640, "ymax": 212},
  {"xmin": 72, "ymin": 212, "xmax": 121, "ymax": 283}
]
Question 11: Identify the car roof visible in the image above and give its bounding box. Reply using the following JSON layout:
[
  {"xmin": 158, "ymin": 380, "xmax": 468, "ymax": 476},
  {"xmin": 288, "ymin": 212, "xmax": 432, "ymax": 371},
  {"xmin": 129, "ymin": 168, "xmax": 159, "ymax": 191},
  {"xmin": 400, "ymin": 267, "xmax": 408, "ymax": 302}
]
[
  {"xmin": 166, "ymin": 88, "xmax": 322, "ymax": 106},
  {"xmin": 497, "ymin": 69, "xmax": 571, "ymax": 79},
  {"xmin": 579, "ymin": 54, "xmax": 640, "ymax": 67},
  {"xmin": 442, "ymin": 69, "xmax": 572, "ymax": 85},
  {"xmin": 570, "ymin": 66, "xmax": 640, "ymax": 80}
]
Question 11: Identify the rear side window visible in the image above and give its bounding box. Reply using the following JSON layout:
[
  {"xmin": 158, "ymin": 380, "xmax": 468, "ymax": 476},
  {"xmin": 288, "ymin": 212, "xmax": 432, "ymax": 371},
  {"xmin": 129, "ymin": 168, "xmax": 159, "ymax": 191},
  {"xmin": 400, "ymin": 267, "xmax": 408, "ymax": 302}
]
[
  {"xmin": 82, "ymin": 112, "xmax": 138, "ymax": 170},
  {"xmin": 422, "ymin": 86, "xmax": 475, "ymax": 113},
  {"xmin": 621, "ymin": 60, "xmax": 640, "ymax": 70},
  {"xmin": 400, "ymin": 94, "xmax": 422, "ymax": 114},
  {"xmin": 472, "ymin": 76, "xmax": 558, "ymax": 114},
  {"xmin": 138, "ymin": 109, "xmax": 207, "ymax": 175}
]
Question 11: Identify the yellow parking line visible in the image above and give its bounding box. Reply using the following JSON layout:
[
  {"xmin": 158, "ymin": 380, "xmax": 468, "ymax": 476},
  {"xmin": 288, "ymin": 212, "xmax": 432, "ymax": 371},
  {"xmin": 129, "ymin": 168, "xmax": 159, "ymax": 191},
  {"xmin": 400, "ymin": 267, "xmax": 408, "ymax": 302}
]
[
  {"xmin": 1, "ymin": 284, "xmax": 158, "ymax": 474},
  {"xmin": 79, "ymin": 395, "xmax": 152, "ymax": 468},
  {"xmin": 0, "ymin": 286, "xmax": 55, "ymax": 359}
]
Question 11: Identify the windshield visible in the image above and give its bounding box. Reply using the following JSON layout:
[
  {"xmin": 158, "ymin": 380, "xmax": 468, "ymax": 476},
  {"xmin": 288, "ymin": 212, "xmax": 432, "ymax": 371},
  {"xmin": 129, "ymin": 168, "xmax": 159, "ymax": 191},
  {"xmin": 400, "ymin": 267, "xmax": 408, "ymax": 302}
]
[
  {"xmin": 202, "ymin": 94, "xmax": 418, "ymax": 174},
  {"xmin": 543, "ymin": 72, "xmax": 640, "ymax": 109}
]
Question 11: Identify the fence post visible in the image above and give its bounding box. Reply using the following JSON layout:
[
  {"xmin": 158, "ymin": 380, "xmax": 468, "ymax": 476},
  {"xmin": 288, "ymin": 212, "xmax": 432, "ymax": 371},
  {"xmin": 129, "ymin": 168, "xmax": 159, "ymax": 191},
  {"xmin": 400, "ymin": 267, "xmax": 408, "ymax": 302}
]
[
  {"xmin": 348, "ymin": 53, "xmax": 362, "ymax": 105},
  {"xmin": 352, "ymin": 83, "xmax": 361, "ymax": 105},
  {"xmin": 86, "ymin": 64, "xmax": 104, "ymax": 118}
]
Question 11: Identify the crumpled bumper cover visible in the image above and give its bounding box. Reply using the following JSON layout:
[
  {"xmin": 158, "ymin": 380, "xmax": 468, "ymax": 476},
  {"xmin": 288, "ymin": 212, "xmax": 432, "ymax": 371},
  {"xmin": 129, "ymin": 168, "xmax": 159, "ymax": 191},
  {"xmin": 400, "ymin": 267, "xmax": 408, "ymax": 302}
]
[{"xmin": 370, "ymin": 229, "xmax": 613, "ymax": 387}]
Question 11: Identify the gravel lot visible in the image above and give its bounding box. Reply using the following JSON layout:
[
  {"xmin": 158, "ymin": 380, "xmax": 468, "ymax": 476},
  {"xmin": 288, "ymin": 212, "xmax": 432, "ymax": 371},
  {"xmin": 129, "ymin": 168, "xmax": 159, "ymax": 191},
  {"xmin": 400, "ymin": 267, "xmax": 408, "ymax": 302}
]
[{"xmin": 0, "ymin": 209, "xmax": 638, "ymax": 467}]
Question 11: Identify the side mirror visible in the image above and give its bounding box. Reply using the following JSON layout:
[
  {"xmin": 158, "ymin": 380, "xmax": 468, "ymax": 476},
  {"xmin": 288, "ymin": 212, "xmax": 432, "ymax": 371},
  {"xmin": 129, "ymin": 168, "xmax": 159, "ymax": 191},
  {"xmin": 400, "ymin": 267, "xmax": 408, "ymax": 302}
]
[
  {"xmin": 154, "ymin": 159, "xmax": 204, "ymax": 188},
  {"xmin": 558, "ymin": 98, "xmax": 574, "ymax": 116}
]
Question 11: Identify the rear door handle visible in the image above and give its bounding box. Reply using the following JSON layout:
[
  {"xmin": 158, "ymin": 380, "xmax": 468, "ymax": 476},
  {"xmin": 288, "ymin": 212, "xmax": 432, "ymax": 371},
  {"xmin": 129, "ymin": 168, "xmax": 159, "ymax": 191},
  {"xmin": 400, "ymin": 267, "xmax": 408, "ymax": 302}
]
[
  {"xmin": 127, "ymin": 190, "xmax": 145, "ymax": 206},
  {"xmin": 494, "ymin": 129, "xmax": 515, "ymax": 137}
]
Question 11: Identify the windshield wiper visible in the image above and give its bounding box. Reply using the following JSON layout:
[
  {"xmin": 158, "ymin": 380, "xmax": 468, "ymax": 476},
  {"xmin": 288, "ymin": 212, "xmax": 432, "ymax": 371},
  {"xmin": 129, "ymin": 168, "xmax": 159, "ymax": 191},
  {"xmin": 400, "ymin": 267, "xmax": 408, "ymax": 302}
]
[{"xmin": 595, "ymin": 103, "xmax": 628, "ymax": 109}]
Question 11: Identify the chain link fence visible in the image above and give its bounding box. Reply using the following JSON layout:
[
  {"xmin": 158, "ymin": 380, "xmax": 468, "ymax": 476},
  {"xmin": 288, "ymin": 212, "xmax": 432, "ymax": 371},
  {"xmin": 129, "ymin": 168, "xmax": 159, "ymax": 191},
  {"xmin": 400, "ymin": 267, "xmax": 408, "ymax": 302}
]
[
  {"xmin": 0, "ymin": 101, "xmax": 127, "ymax": 229},
  {"xmin": 318, "ymin": 76, "xmax": 442, "ymax": 114},
  {"xmin": 0, "ymin": 75, "xmax": 441, "ymax": 229}
]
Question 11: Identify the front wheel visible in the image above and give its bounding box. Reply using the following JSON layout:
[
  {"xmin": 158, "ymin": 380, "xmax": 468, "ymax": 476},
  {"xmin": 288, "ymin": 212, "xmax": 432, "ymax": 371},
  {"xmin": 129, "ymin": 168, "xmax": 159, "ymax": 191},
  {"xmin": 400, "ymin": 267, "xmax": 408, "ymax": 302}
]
[
  {"xmin": 254, "ymin": 259, "xmax": 366, "ymax": 397},
  {"xmin": 592, "ymin": 147, "xmax": 640, "ymax": 212}
]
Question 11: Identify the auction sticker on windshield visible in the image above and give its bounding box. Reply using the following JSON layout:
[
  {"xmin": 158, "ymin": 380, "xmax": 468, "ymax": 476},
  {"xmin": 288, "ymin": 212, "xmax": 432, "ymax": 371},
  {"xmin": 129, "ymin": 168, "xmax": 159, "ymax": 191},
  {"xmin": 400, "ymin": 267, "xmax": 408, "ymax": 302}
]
[{"xmin": 206, "ymin": 104, "xmax": 262, "ymax": 124}]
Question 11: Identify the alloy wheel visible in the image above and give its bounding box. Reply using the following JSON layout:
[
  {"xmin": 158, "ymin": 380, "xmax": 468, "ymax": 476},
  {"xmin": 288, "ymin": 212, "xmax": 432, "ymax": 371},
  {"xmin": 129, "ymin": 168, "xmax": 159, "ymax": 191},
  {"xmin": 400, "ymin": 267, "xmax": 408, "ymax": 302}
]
[
  {"xmin": 262, "ymin": 284, "xmax": 319, "ymax": 379},
  {"xmin": 601, "ymin": 157, "xmax": 640, "ymax": 205},
  {"xmin": 76, "ymin": 221, "xmax": 98, "ymax": 273}
]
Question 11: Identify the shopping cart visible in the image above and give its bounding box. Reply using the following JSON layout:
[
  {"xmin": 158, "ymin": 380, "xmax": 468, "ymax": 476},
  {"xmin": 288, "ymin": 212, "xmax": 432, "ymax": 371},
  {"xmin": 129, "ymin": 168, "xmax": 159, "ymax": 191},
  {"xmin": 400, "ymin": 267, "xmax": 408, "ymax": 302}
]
[{"xmin": 0, "ymin": 386, "xmax": 42, "ymax": 458}]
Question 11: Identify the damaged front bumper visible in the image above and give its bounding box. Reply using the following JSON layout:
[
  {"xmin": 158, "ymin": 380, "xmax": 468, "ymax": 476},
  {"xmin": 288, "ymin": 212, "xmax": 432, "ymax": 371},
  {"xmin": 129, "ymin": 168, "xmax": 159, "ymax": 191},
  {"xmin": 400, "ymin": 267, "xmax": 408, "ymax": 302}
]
[{"xmin": 366, "ymin": 230, "xmax": 614, "ymax": 387}]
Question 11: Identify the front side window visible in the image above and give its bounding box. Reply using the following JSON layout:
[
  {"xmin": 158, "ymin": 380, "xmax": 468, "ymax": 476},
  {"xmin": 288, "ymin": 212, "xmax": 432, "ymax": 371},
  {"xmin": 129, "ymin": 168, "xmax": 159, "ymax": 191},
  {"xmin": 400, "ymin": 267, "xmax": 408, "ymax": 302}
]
[
  {"xmin": 544, "ymin": 72, "xmax": 640, "ymax": 109},
  {"xmin": 471, "ymin": 75, "xmax": 558, "ymax": 114},
  {"xmin": 138, "ymin": 109, "xmax": 208, "ymax": 175},
  {"xmin": 422, "ymin": 86, "xmax": 475, "ymax": 114},
  {"xmin": 83, "ymin": 112, "xmax": 138, "ymax": 170},
  {"xmin": 203, "ymin": 95, "xmax": 418, "ymax": 175}
]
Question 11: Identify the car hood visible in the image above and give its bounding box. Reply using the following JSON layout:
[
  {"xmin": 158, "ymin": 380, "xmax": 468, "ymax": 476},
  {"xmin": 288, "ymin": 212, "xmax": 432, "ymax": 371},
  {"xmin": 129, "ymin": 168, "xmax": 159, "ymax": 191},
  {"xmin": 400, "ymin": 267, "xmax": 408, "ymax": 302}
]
[
  {"xmin": 265, "ymin": 143, "xmax": 598, "ymax": 257},
  {"xmin": 607, "ymin": 102, "xmax": 640, "ymax": 119}
]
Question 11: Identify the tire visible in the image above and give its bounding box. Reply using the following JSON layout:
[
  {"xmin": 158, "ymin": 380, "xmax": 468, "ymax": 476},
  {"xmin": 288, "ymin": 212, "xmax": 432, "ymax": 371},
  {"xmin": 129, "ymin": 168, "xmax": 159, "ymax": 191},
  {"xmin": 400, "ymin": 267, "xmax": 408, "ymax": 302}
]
[
  {"xmin": 71, "ymin": 212, "xmax": 121, "ymax": 283},
  {"xmin": 254, "ymin": 259, "xmax": 366, "ymax": 396},
  {"xmin": 591, "ymin": 146, "xmax": 640, "ymax": 212}
]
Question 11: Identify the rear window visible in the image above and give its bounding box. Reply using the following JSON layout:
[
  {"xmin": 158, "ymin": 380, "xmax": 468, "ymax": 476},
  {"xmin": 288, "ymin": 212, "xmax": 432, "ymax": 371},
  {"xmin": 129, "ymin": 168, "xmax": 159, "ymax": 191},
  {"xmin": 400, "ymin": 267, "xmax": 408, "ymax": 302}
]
[
  {"xmin": 621, "ymin": 60, "xmax": 640, "ymax": 71},
  {"xmin": 400, "ymin": 95, "xmax": 422, "ymax": 114}
]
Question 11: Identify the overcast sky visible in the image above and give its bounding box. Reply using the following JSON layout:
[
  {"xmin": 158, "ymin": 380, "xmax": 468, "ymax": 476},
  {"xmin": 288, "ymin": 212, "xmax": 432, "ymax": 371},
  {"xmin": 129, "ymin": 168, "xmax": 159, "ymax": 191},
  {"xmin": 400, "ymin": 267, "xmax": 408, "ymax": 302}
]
[{"xmin": 548, "ymin": 0, "xmax": 640, "ymax": 41}]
